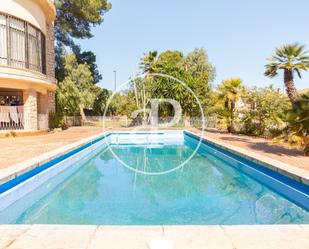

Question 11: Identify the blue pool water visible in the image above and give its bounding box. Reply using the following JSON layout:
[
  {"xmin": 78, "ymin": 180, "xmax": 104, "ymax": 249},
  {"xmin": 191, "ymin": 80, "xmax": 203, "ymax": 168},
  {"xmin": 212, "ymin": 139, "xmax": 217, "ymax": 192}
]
[{"xmin": 0, "ymin": 132, "xmax": 309, "ymax": 225}]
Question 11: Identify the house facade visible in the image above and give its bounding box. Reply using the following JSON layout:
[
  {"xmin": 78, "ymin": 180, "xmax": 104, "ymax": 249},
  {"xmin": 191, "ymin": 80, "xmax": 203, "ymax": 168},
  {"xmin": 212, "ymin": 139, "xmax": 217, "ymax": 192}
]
[{"xmin": 0, "ymin": 0, "xmax": 56, "ymax": 131}]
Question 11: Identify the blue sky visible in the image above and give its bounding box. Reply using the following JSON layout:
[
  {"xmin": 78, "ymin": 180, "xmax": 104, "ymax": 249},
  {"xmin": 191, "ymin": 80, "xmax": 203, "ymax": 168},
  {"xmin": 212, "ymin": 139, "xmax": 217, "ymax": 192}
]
[{"xmin": 80, "ymin": 0, "xmax": 309, "ymax": 91}]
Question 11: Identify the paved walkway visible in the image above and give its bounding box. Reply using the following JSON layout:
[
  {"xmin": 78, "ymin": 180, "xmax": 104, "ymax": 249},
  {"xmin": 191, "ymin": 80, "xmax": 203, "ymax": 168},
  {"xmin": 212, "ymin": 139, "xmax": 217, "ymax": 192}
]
[
  {"xmin": 0, "ymin": 127, "xmax": 308, "ymax": 172},
  {"xmin": 0, "ymin": 127, "xmax": 103, "ymax": 169},
  {"xmin": 1, "ymin": 225, "xmax": 308, "ymax": 249},
  {"xmin": 195, "ymin": 129, "xmax": 309, "ymax": 171}
]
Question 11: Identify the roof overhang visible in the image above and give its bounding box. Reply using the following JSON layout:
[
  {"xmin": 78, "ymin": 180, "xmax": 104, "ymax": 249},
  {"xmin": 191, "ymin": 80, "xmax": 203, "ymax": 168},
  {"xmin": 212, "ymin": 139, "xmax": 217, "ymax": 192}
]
[{"xmin": 36, "ymin": 0, "xmax": 56, "ymax": 24}]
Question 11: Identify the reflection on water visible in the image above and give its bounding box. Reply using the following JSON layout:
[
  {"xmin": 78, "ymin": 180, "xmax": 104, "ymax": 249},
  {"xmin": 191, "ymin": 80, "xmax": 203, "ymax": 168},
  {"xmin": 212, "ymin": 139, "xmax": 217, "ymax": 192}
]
[{"xmin": 1, "ymin": 143, "xmax": 309, "ymax": 225}]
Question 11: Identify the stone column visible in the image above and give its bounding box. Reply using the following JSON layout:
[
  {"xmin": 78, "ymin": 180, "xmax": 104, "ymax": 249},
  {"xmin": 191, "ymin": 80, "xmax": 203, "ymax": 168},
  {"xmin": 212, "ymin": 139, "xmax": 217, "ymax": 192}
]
[
  {"xmin": 46, "ymin": 23, "xmax": 55, "ymax": 78},
  {"xmin": 37, "ymin": 93, "xmax": 49, "ymax": 130},
  {"xmin": 37, "ymin": 91, "xmax": 55, "ymax": 130},
  {"xmin": 46, "ymin": 23, "xmax": 56, "ymax": 117},
  {"xmin": 47, "ymin": 91, "xmax": 56, "ymax": 113},
  {"xmin": 38, "ymin": 93, "xmax": 48, "ymax": 114},
  {"xmin": 23, "ymin": 89, "xmax": 38, "ymax": 131}
]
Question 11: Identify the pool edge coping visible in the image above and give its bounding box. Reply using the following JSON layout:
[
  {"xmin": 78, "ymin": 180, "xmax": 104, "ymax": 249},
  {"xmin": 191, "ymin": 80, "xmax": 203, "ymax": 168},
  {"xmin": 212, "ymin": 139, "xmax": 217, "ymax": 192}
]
[
  {"xmin": 0, "ymin": 129, "xmax": 308, "ymax": 188},
  {"xmin": 0, "ymin": 131, "xmax": 111, "ymax": 186},
  {"xmin": 0, "ymin": 130, "xmax": 182, "ymax": 187},
  {"xmin": 185, "ymin": 130, "xmax": 309, "ymax": 186},
  {"xmin": 1, "ymin": 224, "xmax": 308, "ymax": 249}
]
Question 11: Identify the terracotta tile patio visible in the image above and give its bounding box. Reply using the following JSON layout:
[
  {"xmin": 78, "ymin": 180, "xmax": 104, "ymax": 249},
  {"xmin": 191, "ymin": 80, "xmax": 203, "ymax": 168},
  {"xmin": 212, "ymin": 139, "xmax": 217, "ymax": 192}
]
[
  {"xmin": 0, "ymin": 127, "xmax": 103, "ymax": 169},
  {"xmin": 0, "ymin": 127, "xmax": 308, "ymax": 172},
  {"xmin": 193, "ymin": 129, "xmax": 309, "ymax": 171}
]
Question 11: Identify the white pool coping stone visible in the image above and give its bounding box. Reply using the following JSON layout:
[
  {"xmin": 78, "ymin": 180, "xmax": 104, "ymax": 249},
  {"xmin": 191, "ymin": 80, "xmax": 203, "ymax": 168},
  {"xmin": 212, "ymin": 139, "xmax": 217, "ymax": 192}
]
[{"xmin": 1, "ymin": 224, "xmax": 308, "ymax": 249}]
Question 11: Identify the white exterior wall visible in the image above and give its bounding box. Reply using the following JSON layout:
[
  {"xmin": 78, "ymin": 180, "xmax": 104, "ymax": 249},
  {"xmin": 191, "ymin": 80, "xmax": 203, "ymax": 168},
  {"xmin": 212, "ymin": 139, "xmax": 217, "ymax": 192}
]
[{"xmin": 0, "ymin": 0, "xmax": 47, "ymax": 34}]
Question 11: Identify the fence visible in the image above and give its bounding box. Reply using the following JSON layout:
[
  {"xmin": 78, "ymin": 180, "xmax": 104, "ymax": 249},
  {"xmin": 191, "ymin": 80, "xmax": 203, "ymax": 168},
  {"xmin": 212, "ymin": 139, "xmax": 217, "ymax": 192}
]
[
  {"xmin": 0, "ymin": 112, "xmax": 217, "ymax": 131},
  {"xmin": 64, "ymin": 116, "xmax": 217, "ymax": 130}
]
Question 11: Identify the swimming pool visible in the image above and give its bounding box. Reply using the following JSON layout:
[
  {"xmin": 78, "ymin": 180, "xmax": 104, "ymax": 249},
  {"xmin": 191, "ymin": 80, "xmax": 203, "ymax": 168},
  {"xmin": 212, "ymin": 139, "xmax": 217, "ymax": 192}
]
[{"xmin": 0, "ymin": 131, "xmax": 308, "ymax": 225}]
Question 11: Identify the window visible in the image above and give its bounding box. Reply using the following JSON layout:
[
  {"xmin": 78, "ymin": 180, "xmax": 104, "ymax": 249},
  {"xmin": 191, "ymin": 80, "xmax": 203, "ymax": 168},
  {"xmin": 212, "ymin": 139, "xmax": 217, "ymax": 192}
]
[
  {"xmin": 0, "ymin": 13, "xmax": 46, "ymax": 74},
  {"xmin": 28, "ymin": 24, "xmax": 41, "ymax": 71},
  {"xmin": 0, "ymin": 15, "xmax": 7, "ymax": 65},
  {"xmin": 10, "ymin": 17, "xmax": 26, "ymax": 68}
]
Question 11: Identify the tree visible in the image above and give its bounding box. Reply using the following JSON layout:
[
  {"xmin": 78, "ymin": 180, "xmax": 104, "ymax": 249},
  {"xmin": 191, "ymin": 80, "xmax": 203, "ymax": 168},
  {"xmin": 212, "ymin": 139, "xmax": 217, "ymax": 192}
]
[
  {"xmin": 76, "ymin": 50, "xmax": 103, "ymax": 84},
  {"xmin": 183, "ymin": 48, "xmax": 216, "ymax": 83},
  {"xmin": 92, "ymin": 86, "xmax": 111, "ymax": 115},
  {"xmin": 150, "ymin": 50, "xmax": 192, "ymax": 117},
  {"xmin": 149, "ymin": 49, "xmax": 215, "ymax": 117},
  {"xmin": 140, "ymin": 51, "xmax": 158, "ymax": 74},
  {"xmin": 241, "ymin": 86, "xmax": 290, "ymax": 136},
  {"xmin": 56, "ymin": 49, "xmax": 102, "ymax": 85},
  {"xmin": 57, "ymin": 54, "xmax": 96, "ymax": 121},
  {"xmin": 216, "ymin": 78, "xmax": 245, "ymax": 133},
  {"xmin": 54, "ymin": 0, "xmax": 111, "ymax": 49},
  {"xmin": 117, "ymin": 48, "xmax": 215, "ymax": 125},
  {"xmin": 265, "ymin": 43, "xmax": 309, "ymax": 107},
  {"xmin": 106, "ymin": 92, "xmax": 137, "ymax": 117},
  {"xmin": 106, "ymin": 93, "xmax": 122, "ymax": 116},
  {"xmin": 183, "ymin": 49, "xmax": 216, "ymax": 116},
  {"xmin": 54, "ymin": 0, "xmax": 111, "ymax": 82},
  {"xmin": 132, "ymin": 51, "xmax": 159, "ymax": 124},
  {"xmin": 284, "ymin": 93, "xmax": 309, "ymax": 155}
]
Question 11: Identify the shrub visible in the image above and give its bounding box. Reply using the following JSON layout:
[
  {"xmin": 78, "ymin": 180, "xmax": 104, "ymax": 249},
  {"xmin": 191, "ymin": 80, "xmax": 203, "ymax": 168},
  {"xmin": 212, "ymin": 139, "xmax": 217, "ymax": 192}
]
[
  {"xmin": 49, "ymin": 112, "xmax": 64, "ymax": 129},
  {"xmin": 240, "ymin": 86, "xmax": 289, "ymax": 137},
  {"xmin": 59, "ymin": 119, "xmax": 69, "ymax": 130},
  {"xmin": 285, "ymin": 93, "xmax": 309, "ymax": 155}
]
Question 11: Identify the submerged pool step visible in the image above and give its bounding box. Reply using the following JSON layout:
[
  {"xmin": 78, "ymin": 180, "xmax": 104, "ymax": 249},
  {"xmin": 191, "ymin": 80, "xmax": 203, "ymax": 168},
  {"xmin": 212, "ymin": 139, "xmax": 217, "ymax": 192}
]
[{"xmin": 108, "ymin": 131, "xmax": 184, "ymax": 145}]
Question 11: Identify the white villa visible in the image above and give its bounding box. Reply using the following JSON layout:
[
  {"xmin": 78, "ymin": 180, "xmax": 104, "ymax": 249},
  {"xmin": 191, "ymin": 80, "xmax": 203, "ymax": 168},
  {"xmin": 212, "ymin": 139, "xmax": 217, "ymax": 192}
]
[{"xmin": 0, "ymin": 0, "xmax": 56, "ymax": 131}]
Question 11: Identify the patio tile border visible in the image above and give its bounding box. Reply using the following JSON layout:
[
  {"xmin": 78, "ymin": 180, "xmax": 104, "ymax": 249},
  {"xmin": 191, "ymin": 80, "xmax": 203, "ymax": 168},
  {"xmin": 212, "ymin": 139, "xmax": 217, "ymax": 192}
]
[{"xmin": 186, "ymin": 130, "xmax": 309, "ymax": 185}]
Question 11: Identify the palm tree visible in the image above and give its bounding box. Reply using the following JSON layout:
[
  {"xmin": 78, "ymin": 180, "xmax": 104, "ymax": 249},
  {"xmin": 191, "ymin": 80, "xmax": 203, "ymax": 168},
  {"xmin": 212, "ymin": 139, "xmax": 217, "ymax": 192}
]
[
  {"xmin": 140, "ymin": 51, "xmax": 158, "ymax": 74},
  {"xmin": 134, "ymin": 51, "xmax": 158, "ymax": 125},
  {"xmin": 265, "ymin": 43, "xmax": 309, "ymax": 108},
  {"xmin": 217, "ymin": 78, "xmax": 245, "ymax": 133}
]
